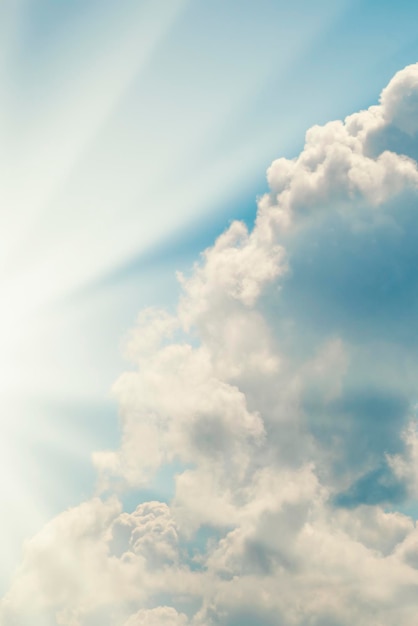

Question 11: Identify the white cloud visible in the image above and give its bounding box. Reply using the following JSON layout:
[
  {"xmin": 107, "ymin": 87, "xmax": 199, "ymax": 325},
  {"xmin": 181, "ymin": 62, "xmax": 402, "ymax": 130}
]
[
  {"xmin": 381, "ymin": 63, "xmax": 418, "ymax": 135},
  {"xmin": 124, "ymin": 607, "xmax": 189, "ymax": 626},
  {"xmin": 4, "ymin": 63, "xmax": 418, "ymax": 626},
  {"xmin": 387, "ymin": 420, "xmax": 418, "ymax": 498}
]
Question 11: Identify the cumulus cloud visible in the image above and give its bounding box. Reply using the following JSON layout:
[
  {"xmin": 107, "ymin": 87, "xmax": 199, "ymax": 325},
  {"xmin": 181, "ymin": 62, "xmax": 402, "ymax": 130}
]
[
  {"xmin": 124, "ymin": 607, "xmax": 190, "ymax": 626},
  {"xmin": 4, "ymin": 63, "xmax": 418, "ymax": 625}
]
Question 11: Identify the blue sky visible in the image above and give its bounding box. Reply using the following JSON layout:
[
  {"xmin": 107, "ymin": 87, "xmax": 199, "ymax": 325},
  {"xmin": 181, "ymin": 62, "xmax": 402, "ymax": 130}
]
[{"xmin": 3, "ymin": 1, "xmax": 418, "ymax": 624}]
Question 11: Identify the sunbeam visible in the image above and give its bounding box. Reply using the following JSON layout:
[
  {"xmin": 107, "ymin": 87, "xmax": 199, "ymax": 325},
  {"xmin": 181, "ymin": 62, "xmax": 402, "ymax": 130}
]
[{"xmin": 3, "ymin": 2, "xmax": 418, "ymax": 622}]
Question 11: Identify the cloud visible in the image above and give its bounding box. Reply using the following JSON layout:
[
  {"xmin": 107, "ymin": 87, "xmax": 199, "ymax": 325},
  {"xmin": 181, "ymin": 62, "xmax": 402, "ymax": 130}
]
[
  {"xmin": 4, "ymin": 63, "xmax": 418, "ymax": 625},
  {"xmin": 381, "ymin": 63, "xmax": 418, "ymax": 136},
  {"xmin": 123, "ymin": 607, "xmax": 189, "ymax": 626}
]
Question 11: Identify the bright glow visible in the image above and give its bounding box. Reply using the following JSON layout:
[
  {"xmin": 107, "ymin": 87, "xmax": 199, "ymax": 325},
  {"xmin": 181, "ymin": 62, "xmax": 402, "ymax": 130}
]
[{"xmin": 3, "ymin": 0, "xmax": 418, "ymax": 622}]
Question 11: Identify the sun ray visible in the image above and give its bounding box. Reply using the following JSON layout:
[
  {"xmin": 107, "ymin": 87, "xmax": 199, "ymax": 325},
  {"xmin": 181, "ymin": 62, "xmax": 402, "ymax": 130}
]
[{"xmin": 3, "ymin": 0, "xmax": 418, "ymax": 616}]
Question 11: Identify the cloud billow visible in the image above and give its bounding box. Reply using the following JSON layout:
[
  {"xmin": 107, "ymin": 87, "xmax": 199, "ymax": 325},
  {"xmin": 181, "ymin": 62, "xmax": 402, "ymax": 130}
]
[{"xmin": 4, "ymin": 64, "xmax": 418, "ymax": 626}]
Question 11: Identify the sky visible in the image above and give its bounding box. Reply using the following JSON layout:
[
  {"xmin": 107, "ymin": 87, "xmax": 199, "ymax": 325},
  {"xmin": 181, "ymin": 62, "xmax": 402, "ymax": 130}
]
[{"xmin": 3, "ymin": 0, "xmax": 418, "ymax": 624}]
